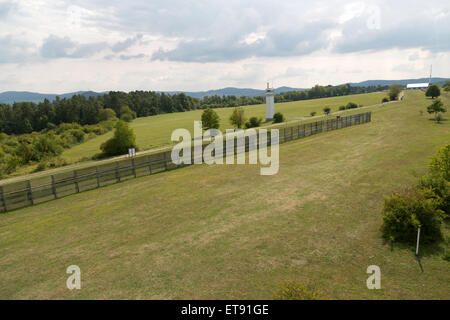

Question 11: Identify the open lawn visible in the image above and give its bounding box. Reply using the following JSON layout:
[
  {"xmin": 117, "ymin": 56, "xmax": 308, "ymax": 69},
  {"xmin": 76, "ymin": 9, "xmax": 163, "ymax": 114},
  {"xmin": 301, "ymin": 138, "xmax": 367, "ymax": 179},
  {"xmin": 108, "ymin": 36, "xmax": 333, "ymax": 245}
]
[
  {"xmin": 62, "ymin": 92, "xmax": 386, "ymax": 162},
  {"xmin": 0, "ymin": 90, "xmax": 449, "ymax": 299}
]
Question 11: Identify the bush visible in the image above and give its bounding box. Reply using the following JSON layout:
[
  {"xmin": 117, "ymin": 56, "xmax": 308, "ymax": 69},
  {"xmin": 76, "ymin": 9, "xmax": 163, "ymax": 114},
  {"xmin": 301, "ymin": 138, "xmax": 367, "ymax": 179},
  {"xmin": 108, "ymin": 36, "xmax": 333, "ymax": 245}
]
[
  {"xmin": 273, "ymin": 112, "xmax": 284, "ymax": 123},
  {"xmin": 381, "ymin": 188, "xmax": 443, "ymax": 244},
  {"xmin": 120, "ymin": 112, "xmax": 134, "ymax": 122},
  {"xmin": 100, "ymin": 120, "xmax": 137, "ymax": 156},
  {"xmin": 339, "ymin": 105, "xmax": 346, "ymax": 111},
  {"xmin": 345, "ymin": 102, "xmax": 358, "ymax": 109},
  {"xmin": 418, "ymin": 174, "xmax": 450, "ymax": 220},
  {"xmin": 273, "ymin": 281, "xmax": 320, "ymax": 300},
  {"xmin": 429, "ymin": 144, "xmax": 450, "ymax": 181},
  {"xmin": 382, "ymin": 97, "xmax": 389, "ymax": 103},
  {"xmin": 323, "ymin": 107, "xmax": 331, "ymax": 115},
  {"xmin": 310, "ymin": 111, "xmax": 316, "ymax": 117},
  {"xmin": 245, "ymin": 117, "xmax": 262, "ymax": 128}
]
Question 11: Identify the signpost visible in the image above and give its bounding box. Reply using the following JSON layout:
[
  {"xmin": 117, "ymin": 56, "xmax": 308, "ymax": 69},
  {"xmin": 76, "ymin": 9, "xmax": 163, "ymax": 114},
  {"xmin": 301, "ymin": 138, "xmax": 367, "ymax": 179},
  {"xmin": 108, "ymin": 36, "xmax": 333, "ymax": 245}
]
[
  {"xmin": 128, "ymin": 148, "xmax": 136, "ymax": 157},
  {"xmin": 416, "ymin": 225, "xmax": 421, "ymax": 256}
]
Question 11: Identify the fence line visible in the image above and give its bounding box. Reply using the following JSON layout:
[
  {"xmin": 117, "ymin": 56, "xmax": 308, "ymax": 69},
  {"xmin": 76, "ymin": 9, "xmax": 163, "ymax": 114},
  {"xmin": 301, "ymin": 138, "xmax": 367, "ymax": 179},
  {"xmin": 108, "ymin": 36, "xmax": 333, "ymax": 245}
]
[{"xmin": 0, "ymin": 112, "xmax": 371, "ymax": 213}]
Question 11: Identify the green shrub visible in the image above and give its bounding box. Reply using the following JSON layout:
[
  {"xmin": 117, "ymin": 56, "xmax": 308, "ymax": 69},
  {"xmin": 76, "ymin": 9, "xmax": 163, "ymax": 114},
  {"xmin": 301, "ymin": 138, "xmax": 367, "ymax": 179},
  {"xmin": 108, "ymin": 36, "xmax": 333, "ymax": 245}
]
[
  {"xmin": 381, "ymin": 188, "xmax": 443, "ymax": 244},
  {"xmin": 323, "ymin": 107, "xmax": 331, "ymax": 115},
  {"xmin": 418, "ymin": 174, "xmax": 450, "ymax": 220},
  {"xmin": 245, "ymin": 116, "xmax": 262, "ymax": 128},
  {"xmin": 273, "ymin": 112, "xmax": 285, "ymax": 123},
  {"xmin": 346, "ymin": 102, "xmax": 358, "ymax": 109},
  {"xmin": 339, "ymin": 105, "xmax": 346, "ymax": 111},
  {"xmin": 273, "ymin": 281, "xmax": 320, "ymax": 300},
  {"xmin": 310, "ymin": 111, "xmax": 316, "ymax": 117},
  {"xmin": 382, "ymin": 97, "xmax": 389, "ymax": 103},
  {"xmin": 429, "ymin": 144, "xmax": 450, "ymax": 181},
  {"xmin": 100, "ymin": 120, "xmax": 137, "ymax": 156}
]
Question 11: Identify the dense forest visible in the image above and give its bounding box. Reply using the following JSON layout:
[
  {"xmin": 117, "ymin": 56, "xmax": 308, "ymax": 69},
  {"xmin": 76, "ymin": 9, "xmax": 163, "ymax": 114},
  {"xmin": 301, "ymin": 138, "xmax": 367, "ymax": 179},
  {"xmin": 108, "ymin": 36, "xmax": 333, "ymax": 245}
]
[{"xmin": 0, "ymin": 84, "xmax": 388, "ymax": 135}]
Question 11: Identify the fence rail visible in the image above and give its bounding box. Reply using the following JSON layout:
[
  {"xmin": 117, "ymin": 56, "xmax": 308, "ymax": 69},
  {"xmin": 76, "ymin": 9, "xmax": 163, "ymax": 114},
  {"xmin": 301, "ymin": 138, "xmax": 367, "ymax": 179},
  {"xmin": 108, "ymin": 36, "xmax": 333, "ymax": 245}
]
[{"xmin": 0, "ymin": 112, "xmax": 371, "ymax": 213}]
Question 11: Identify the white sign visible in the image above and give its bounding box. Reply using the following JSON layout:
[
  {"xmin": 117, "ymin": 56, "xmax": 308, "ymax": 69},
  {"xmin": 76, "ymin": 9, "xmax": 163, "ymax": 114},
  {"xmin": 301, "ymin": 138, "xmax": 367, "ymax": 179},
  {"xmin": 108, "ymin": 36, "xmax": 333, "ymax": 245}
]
[{"xmin": 128, "ymin": 148, "xmax": 136, "ymax": 157}]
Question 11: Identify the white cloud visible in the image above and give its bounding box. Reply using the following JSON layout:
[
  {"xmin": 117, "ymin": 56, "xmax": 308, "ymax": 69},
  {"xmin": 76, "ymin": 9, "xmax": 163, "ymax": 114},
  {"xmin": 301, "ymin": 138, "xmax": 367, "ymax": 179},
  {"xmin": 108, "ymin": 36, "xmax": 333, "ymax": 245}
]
[{"xmin": 0, "ymin": 0, "xmax": 449, "ymax": 92}]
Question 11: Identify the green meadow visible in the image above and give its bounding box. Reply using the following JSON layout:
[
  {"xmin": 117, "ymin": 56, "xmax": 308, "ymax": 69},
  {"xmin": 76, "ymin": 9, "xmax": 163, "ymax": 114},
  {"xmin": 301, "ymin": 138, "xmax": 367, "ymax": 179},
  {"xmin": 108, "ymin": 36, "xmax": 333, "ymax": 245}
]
[
  {"xmin": 0, "ymin": 90, "xmax": 449, "ymax": 299},
  {"xmin": 62, "ymin": 92, "xmax": 386, "ymax": 162}
]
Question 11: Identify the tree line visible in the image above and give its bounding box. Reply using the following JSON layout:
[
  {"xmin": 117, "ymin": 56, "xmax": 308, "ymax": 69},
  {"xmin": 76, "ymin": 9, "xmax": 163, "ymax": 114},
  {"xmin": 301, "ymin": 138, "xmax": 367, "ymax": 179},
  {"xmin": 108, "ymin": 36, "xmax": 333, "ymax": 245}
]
[{"xmin": 0, "ymin": 84, "xmax": 388, "ymax": 135}]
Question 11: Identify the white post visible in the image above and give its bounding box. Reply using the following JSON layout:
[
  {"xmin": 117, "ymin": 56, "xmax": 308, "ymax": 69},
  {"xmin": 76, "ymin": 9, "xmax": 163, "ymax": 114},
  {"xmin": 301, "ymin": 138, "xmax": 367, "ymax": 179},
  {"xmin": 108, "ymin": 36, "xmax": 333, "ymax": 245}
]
[{"xmin": 416, "ymin": 225, "xmax": 421, "ymax": 256}]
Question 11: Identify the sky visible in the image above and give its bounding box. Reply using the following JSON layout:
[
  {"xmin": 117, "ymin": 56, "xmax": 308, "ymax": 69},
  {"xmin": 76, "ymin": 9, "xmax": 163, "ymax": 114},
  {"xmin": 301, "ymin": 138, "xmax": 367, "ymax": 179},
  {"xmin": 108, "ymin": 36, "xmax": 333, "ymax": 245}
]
[{"xmin": 0, "ymin": 0, "xmax": 449, "ymax": 93}]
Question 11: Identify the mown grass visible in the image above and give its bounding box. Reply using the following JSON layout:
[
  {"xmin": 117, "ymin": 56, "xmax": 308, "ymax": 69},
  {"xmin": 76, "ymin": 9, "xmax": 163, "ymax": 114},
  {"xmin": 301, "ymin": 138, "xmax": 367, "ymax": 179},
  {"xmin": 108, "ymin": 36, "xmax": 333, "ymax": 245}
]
[
  {"xmin": 0, "ymin": 90, "xmax": 449, "ymax": 299},
  {"xmin": 62, "ymin": 92, "xmax": 386, "ymax": 162}
]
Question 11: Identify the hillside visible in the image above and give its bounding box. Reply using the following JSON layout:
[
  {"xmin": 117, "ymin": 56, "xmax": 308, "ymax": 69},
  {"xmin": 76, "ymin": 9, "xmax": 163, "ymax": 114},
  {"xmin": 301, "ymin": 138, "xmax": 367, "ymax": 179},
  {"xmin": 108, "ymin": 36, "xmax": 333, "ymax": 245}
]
[{"xmin": 0, "ymin": 90, "xmax": 449, "ymax": 299}]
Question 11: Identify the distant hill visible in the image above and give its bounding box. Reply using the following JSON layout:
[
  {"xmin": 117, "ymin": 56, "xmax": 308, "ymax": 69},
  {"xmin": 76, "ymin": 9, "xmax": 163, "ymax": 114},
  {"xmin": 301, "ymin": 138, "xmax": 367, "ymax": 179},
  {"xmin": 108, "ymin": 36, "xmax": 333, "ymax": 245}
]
[
  {"xmin": 160, "ymin": 86, "xmax": 304, "ymax": 98},
  {"xmin": 348, "ymin": 77, "xmax": 450, "ymax": 87},
  {"xmin": 2, "ymin": 78, "xmax": 449, "ymax": 104},
  {"xmin": 0, "ymin": 91, "xmax": 107, "ymax": 104}
]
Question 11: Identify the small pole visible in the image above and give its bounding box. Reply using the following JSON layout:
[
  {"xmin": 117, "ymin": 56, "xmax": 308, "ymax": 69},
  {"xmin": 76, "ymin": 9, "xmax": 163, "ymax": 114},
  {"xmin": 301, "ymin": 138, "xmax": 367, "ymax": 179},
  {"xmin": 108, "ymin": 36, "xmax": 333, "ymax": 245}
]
[{"xmin": 416, "ymin": 225, "xmax": 421, "ymax": 256}]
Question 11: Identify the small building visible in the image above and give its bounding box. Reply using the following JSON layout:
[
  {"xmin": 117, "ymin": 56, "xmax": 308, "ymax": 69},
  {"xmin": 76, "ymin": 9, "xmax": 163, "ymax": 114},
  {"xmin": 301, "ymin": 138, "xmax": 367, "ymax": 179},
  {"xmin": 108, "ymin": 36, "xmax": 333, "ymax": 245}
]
[{"xmin": 406, "ymin": 83, "xmax": 429, "ymax": 90}]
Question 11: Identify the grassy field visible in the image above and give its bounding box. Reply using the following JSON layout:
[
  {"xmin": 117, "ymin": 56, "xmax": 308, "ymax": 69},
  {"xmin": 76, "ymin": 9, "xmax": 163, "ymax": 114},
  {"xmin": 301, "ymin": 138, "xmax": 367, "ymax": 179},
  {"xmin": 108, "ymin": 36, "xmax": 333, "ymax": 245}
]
[
  {"xmin": 62, "ymin": 92, "xmax": 386, "ymax": 162},
  {"xmin": 0, "ymin": 90, "xmax": 449, "ymax": 299}
]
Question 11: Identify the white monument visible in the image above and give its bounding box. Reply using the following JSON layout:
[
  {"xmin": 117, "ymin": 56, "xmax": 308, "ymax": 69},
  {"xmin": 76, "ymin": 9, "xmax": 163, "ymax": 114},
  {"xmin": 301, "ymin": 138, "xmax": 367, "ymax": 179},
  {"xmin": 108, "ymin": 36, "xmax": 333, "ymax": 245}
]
[{"xmin": 265, "ymin": 82, "xmax": 274, "ymax": 121}]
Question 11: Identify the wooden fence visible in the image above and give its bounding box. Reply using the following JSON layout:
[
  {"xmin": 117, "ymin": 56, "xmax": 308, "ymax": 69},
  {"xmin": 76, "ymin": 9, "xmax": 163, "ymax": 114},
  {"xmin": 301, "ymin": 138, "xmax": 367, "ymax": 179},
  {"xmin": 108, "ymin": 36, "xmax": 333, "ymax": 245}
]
[{"xmin": 0, "ymin": 112, "xmax": 371, "ymax": 213}]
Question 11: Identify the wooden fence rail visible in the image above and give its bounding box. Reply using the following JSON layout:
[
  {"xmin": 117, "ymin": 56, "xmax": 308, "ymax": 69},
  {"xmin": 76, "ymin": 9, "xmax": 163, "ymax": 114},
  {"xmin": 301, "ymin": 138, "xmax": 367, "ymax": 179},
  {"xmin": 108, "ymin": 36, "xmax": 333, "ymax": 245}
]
[{"xmin": 0, "ymin": 112, "xmax": 371, "ymax": 213}]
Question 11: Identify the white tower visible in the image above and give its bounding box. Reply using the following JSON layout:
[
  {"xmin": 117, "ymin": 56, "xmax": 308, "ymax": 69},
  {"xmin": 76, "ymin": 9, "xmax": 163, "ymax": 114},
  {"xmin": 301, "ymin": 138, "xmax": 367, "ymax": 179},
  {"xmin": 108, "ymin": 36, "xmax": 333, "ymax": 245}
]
[{"xmin": 265, "ymin": 82, "xmax": 274, "ymax": 121}]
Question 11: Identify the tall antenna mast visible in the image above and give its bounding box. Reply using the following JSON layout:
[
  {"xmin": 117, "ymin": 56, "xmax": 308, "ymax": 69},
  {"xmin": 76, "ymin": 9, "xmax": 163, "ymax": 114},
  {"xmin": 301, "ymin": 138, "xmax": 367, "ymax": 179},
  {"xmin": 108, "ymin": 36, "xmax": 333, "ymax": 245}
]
[{"xmin": 429, "ymin": 64, "xmax": 432, "ymax": 84}]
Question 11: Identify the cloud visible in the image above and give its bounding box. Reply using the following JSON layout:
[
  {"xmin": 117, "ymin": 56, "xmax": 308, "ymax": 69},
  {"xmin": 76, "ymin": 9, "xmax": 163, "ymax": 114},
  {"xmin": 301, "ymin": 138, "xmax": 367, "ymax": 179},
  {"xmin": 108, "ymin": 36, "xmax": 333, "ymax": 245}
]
[
  {"xmin": 111, "ymin": 34, "xmax": 143, "ymax": 52},
  {"xmin": 40, "ymin": 35, "xmax": 107, "ymax": 59},
  {"xmin": 0, "ymin": 1, "xmax": 15, "ymax": 19},
  {"xmin": 0, "ymin": 35, "xmax": 34, "ymax": 63}
]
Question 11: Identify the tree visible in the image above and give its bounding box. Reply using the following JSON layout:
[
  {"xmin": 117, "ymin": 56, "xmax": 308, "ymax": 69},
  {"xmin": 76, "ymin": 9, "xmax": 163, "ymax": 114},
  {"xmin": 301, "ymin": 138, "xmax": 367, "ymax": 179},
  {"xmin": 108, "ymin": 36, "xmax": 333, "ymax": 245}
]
[
  {"xmin": 443, "ymin": 81, "xmax": 450, "ymax": 92},
  {"xmin": 99, "ymin": 108, "xmax": 116, "ymax": 121},
  {"xmin": 426, "ymin": 84, "xmax": 441, "ymax": 99},
  {"xmin": 323, "ymin": 107, "xmax": 331, "ymax": 115},
  {"xmin": 201, "ymin": 108, "xmax": 220, "ymax": 130},
  {"xmin": 427, "ymin": 98, "xmax": 447, "ymax": 122},
  {"xmin": 229, "ymin": 107, "xmax": 246, "ymax": 129},
  {"xmin": 388, "ymin": 84, "xmax": 403, "ymax": 101},
  {"xmin": 100, "ymin": 120, "xmax": 137, "ymax": 156}
]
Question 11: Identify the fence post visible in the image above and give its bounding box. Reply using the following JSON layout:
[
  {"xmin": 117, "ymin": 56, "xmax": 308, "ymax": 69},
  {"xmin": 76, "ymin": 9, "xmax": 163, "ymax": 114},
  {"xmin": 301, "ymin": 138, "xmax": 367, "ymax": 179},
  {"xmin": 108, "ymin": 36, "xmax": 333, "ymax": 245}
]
[
  {"xmin": 163, "ymin": 152, "xmax": 168, "ymax": 171},
  {"xmin": 51, "ymin": 175, "xmax": 57, "ymax": 199},
  {"xmin": 27, "ymin": 180, "xmax": 34, "ymax": 205},
  {"xmin": 0, "ymin": 185, "xmax": 7, "ymax": 212},
  {"xmin": 147, "ymin": 155, "xmax": 152, "ymax": 174},
  {"xmin": 115, "ymin": 162, "xmax": 121, "ymax": 182},
  {"xmin": 131, "ymin": 158, "xmax": 136, "ymax": 178},
  {"xmin": 96, "ymin": 166, "xmax": 100, "ymax": 188},
  {"xmin": 74, "ymin": 170, "xmax": 80, "ymax": 193}
]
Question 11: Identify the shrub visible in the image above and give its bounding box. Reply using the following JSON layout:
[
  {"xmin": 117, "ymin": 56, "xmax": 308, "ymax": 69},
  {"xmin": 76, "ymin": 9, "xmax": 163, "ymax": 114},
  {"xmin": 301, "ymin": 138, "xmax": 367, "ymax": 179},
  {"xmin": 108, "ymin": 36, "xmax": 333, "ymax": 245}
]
[
  {"xmin": 346, "ymin": 102, "xmax": 358, "ymax": 109},
  {"xmin": 381, "ymin": 188, "xmax": 443, "ymax": 244},
  {"xmin": 323, "ymin": 107, "xmax": 331, "ymax": 115},
  {"xmin": 120, "ymin": 112, "xmax": 134, "ymax": 122},
  {"xmin": 418, "ymin": 174, "xmax": 450, "ymax": 220},
  {"xmin": 427, "ymin": 99, "xmax": 447, "ymax": 122},
  {"xmin": 100, "ymin": 120, "xmax": 137, "ymax": 156},
  {"xmin": 339, "ymin": 105, "xmax": 346, "ymax": 110},
  {"xmin": 273, "ymin": 112, "xmax": 284, "ymax": 123},
  {"xmin": 273, "ymin": 281, "xmax": 320, "ymax": 300},
  {"xmin": 310, "ymin": 111, "xmax": 316, "ymax": 117},
  {"xmin": 382, "ymin": 97, "xmax": 389, "ymax": 103},
  {"xmin": 201, "ymin": 108, "xmax": 220, "ymax": 130},
  {"xmin": 245, "ymin": 117, "xmax": 262, "ymax": 128},
  {"xmin": 429, "ymin": 144, "xmax": 450, "ymax": 181}
]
